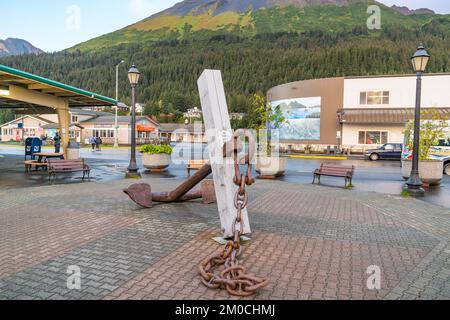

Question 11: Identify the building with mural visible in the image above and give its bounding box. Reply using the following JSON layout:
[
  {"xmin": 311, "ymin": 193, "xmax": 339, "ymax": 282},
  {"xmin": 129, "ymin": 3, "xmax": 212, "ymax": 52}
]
[{"xmin": 268, "ymin": 73, "xmax": 450, "ymax": 153}]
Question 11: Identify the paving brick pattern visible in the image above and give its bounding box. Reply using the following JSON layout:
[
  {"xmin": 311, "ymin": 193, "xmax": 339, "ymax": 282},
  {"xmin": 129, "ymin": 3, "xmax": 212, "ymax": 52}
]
[{"xmin": 0, "ymin": 178, "xmax": 449, "ymax": 300}]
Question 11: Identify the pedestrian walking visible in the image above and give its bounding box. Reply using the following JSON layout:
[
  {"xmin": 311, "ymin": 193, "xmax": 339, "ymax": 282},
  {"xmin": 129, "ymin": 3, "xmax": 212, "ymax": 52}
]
[{"xmin": 89, "ymin": 135, "xmax": 96, "ymax": 151}]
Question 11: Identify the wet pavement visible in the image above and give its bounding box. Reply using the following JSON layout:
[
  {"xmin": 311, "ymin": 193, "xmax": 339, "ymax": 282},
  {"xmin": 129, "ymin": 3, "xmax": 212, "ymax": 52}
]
[
  {"xmin": 1, "ymin": 143, "xmax": 450, "ymax": 300},
  {"xmin": 1, "ymin": 143, "xmax": 449, "ymax": 208}
]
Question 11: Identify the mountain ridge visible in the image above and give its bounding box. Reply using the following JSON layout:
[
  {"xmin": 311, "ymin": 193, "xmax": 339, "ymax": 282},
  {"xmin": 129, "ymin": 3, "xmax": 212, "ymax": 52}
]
[
  {"xmin": 152, "ymin": 0, "xmax": 364, "ymax": 18},
  {"xmin": 391, "ymin": 5, "xmax": 435, "ymax": 16},
  {"xmin": 0, "ymin": 38, "xmax": 43, "ymax": 57}
]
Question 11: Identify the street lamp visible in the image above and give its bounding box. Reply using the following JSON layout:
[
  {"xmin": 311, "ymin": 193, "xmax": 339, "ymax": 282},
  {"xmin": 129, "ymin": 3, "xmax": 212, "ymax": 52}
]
[
  {"xmin": 406, "ymin": 45, "xmax": 430, "ymax": 197},
  {"xmin": 114, "ymin": 60, "xmax": 125, "ymax": 148},
  {"xmin": 126, "ymin": 65, "xmax": 141, "ymax": 178}
]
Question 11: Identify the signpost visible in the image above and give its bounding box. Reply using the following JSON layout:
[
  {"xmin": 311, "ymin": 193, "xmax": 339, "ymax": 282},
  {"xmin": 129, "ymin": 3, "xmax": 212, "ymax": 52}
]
[{"xmin": 197, "ymin": 69, "xmax": 251, "ymax": 238}]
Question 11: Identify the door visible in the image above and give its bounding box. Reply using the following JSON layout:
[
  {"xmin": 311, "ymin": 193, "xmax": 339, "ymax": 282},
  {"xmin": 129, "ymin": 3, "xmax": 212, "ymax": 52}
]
[
  {"xmin": 393, "ymin": 144, "xmax": 403, "ymax": 159},
  {"xmin": 381, "ymin": 144, "xmax": 396, "ymax": 159}
]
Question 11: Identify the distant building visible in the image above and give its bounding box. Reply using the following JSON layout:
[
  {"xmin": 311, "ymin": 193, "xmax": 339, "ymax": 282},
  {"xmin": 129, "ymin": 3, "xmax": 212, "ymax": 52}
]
[
  {"xmin": 183, "ymin": 107, "xmax": 202, "ymax": 120},
  {"xmin": 230, "ymin": 113, "xmax": 245, "ymax": 120},
  {"xmin": 0, "ymin": 108, "xmax": 159, "ymax": 145},
  {"xmin": 80, "ymin": 115, "xmax": 159, "ymax": 145},
  {"xmin": 159, "ymin": 123, "xmax": 206, "ymax": 143},
  {"xmin": 268, "ymin": 73, "xmax": 450, "ymax": 153}
]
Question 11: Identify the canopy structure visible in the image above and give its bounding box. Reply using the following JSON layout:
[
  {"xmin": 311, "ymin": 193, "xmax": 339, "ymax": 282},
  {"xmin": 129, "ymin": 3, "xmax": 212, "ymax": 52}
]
[{"xmin": 0, "ymin": 64, "xmax": 117, "ymax": 157}]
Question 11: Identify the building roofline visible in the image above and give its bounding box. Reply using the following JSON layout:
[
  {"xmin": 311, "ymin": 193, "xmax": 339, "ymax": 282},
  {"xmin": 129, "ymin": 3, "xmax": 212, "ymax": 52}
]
[
  {"xmin": 0, "ymin": 115, "xmax": 51, "ymax": 128},
  {"xmin": 268, "ymin": 73, "xmax": 450, "ymax": 93},
  {"xmin": 344, "ymin": 72, "xmax": 450, "ymax": 80},
  {"xmin": 0, "ymin": 64, "xmax": 117, "ymax": 106}
]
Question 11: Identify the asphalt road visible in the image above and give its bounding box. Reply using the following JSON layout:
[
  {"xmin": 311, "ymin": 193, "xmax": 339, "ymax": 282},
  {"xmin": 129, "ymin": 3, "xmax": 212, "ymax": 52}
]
[{"xmin": 1, "ymin": 143, "xmax": 449, "ymax": 208}]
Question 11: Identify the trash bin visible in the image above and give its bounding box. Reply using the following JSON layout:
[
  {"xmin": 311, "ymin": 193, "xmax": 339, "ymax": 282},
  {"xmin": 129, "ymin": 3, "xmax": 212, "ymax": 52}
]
[
  {"xmin": 67, "ymin": 141, "xmax": 80, "ymax": 160},
  {"xmin": 25, "ymin": 137, "xmax": 42, "ymax": 160}
]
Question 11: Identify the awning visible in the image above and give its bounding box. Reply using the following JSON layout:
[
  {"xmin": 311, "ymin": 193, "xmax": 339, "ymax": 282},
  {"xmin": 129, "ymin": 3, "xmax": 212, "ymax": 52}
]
[
  {"xmin": 136, "ymin": 124, "xmax": 156, "ymax": 132},
  {"xmin": 340, "ymin": 108, "xmax": 450, "ymax": 124},
  {"xmin": 0, "ymin": 64, "xmax": 117, "ymax": 109}
]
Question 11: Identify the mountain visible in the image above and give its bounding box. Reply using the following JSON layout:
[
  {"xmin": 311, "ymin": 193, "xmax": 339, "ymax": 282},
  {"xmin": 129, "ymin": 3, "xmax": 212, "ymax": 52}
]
[
  {"xmin": 72, "ymin": 0, "xmax": 450, "ymax": 51},
  {"xmin": 0, "ymin": 38, "xmax": 43, "ymax": 57},
  {"xmin": 391, "ymin": 5, "xmax": 435, "ymax": 16},
  {"xmin": 154, "ymin": 0, "xmax": 362, "ymax": 17},
  {"xmin": 1, "ymin": 0, "xmax": 450, "ymax": 125}
]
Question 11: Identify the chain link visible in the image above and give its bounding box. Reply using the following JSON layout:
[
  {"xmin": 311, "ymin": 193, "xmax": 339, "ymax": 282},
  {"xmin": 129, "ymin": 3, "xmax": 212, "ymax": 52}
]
[{"xmin": 199, "ymin": 130, "xmax": 269, "ymax": 297}]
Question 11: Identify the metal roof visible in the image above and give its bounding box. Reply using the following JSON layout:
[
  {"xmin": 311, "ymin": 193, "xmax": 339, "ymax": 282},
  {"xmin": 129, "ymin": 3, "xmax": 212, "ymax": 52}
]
[
  {"xmin": 0, "ymin": 64, "xmax": 117, "ymax": 109},
  {"xmin": 340, "ymin": 108, "xmax": 450, "ymax": 124},
  {"xmin": 81, "ymin": 115, "xmax": 159, "ymax": 126}
]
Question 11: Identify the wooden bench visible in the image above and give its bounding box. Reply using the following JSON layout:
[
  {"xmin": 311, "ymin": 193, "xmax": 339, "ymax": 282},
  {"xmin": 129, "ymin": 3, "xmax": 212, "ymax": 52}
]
[
  {"xmin": 47, "ymin": 159, "xmax": 91, "ymax": 183},
  {"xmin": 24, "ymin": 160, "xmax": 48, "ymax": 173},
  {"xmin": 313, "ymin": 163, "xmax": 355, "ymax": 188},
  {"xmin": 187, "ymin": 160, "xmax": 210, "ymax": 176}
]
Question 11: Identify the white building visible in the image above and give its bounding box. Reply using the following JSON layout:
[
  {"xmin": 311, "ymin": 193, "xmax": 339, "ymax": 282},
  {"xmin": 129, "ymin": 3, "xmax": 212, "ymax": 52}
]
[
  {"xmin": 268, "ymin": 73, "xmax": 450, "ymax": 152},
  {"xmin": 341, "ymin": 74, "xmax": 450, "ymax": 150}
]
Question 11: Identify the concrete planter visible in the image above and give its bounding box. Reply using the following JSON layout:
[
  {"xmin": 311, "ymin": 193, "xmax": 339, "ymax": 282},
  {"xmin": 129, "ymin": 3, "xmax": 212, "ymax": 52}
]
[
  {"xmin": 141, "ymin": 153, "xmax": 171, "ymax": 171},
  {"xmin": 255, "ymin": 156, "xmax": 286, "ymax": 179},
  {"xmin": 67, "ymin": 141, "xmax": 80, "ymax": 160},
  {"xmin": 401, "ymin": 159, "xmax": 444, "ymax": 186}
]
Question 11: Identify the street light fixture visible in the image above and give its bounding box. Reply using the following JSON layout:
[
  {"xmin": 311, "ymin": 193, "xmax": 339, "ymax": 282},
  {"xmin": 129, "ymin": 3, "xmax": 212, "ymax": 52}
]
[
  {"xmin": 406, "ymin": 44, "xmax": 430, "ymax": 197},
  {"xmin": 126, "ymin": 64, "xmax": 141, "ymax": 178},
  {"xmin": 114, "ymin": 60, "xmax": 125, "ymax": 148}
]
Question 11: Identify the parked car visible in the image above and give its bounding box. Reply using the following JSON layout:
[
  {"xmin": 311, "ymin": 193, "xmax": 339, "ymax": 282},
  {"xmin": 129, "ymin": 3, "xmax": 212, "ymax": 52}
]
[{"xmin": 365, "ymin": 143, "xmax": 403, "ymax": 161}]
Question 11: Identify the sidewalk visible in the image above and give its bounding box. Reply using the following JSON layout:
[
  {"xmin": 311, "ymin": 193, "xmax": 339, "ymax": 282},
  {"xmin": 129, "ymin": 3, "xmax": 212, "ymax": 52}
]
[{"xmin": 0, "ymin": 177, "xmax": 449, "ymax": 300}]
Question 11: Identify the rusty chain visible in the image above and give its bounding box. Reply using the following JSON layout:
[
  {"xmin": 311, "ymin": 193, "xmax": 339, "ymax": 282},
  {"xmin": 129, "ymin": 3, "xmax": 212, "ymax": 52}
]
[{"xmin": 199, "ymin": 130, "xmax": 269, "ymax": 297}]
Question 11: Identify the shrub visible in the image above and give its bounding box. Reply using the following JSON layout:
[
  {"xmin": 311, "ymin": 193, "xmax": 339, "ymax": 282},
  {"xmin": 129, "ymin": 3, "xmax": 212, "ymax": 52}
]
[
  {"xmin": 404, "ymin": 109, "xmax": 449, "ymax": 160},
  {"xmin": 140, "ymin": 144, "xmax": 173, "ymax": 156}
]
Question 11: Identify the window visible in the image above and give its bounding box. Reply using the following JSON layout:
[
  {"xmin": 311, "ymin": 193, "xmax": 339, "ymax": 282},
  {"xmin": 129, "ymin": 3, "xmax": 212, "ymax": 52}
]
[
  {"xmin": 71, "ymin": 115, "xmax": 79, "ymax": 123},
  {"xmin": 438, "ymin": 138, "xmax": 450, "ymax": 147},
  {"xmin": 360, "ymin": 91, "xmax": 389, "ymax": 105},
  {"xmin": 358, "ymin": 131, "xmax": 388, "ymax": 145},
  {"xmin": 93, "ymin": 130, "xmax": 114, "ymax": 138}
]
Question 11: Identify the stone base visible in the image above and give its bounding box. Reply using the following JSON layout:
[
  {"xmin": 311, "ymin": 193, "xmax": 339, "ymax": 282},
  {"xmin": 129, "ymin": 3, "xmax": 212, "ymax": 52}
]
[{"xmin": 403, "ymin": 184, "xmax": 425, "ymax": 197}]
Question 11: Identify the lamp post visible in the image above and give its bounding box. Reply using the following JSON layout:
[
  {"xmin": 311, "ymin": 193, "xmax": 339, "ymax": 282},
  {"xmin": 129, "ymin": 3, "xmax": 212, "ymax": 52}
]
[
  {"xmin": 114, "ymin": 60, "xmax": 124, "ymax": 148},
  {"xmin": 126, "ymin": 65, "xmax": 141, "ymax": 178},
  {"xmin": 406, "ymin": 45, "xmax": 430, "ymax": 197}
]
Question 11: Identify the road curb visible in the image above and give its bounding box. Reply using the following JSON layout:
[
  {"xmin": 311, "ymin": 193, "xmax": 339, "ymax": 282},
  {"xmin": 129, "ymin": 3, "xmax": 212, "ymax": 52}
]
[{"xmin": 289, "ymin": 155, "xmax": 348, "ymax": 160}]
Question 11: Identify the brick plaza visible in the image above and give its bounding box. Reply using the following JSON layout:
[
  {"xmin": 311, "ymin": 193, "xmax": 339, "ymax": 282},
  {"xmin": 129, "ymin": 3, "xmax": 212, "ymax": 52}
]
[{"xmin": 1, "ymin": 177, "xmax": 450, "ymax": 300}]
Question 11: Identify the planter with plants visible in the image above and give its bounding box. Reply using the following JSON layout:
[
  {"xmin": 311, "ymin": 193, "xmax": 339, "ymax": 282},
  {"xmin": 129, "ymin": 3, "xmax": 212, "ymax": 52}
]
[
  {"xmin": 304, "ymin": 145, "xmax": 313, "ymax": 154},
  {"xmin": 401, "ymin": 109, "xmax": 448, "ymax": 186},
  {"xmin": 140, "ymin": 144, "xmax": 173, "ymax": 172},
  {"xmin": 249, "ymin": 94, "xmax": 287, "ymax": 179}
]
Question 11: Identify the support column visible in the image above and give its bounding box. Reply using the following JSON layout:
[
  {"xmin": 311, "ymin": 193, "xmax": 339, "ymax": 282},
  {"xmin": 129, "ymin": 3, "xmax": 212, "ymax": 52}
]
[{"xmin": 56, "ymin": 100, "xmax": 70, "ymax": 159}]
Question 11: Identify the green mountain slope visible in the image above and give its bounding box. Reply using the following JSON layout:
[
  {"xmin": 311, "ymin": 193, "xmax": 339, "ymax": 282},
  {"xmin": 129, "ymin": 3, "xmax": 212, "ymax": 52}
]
[
  {"xmin": 1, "ymin": 0, "xmax": 450, "ymax": 125},
  {"xmin": 72, "ymin": 1, "xmax": 449, "ymax": 51}
]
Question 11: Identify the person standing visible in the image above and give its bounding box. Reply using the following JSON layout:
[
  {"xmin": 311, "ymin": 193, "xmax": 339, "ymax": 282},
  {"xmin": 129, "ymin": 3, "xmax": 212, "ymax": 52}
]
[
  {"xmin": 89, "ymin": 135, "xmax": 96, "ymax": 151},
  {"xmin": 54, "ymin": 132, "xmax": 61, "ymax": 153},
  {"xmin": 97, "ymin": 136, "xmax": 103, "ymax": 151},
  {"xmin": 95, "ymin": 136, "xmax": 100, "ymax": 151}
]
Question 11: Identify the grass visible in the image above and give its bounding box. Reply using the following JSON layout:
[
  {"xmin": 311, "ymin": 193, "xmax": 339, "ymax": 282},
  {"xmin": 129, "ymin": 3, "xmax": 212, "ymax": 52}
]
[{"xmin": 401, "ymin": 190, "xmax": 410, "ymax": 198}]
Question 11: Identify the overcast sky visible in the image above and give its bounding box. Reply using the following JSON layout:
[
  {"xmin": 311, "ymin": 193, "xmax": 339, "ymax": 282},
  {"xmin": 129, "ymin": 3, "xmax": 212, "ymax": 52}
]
[{"xmin": 0, "ymin": 0, "xmax": 448, "ymax": 52}]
